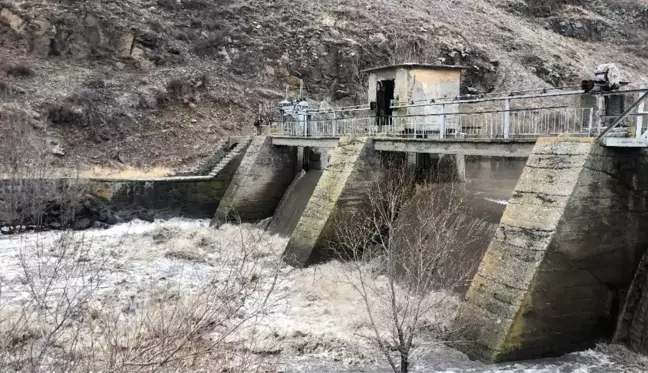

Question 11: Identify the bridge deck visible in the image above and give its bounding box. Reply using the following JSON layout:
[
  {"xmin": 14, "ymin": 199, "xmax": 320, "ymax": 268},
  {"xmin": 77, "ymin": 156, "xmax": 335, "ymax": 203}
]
[{"xmin": 271, "ymin": 136, "xmax": 537, "ymax": 157}]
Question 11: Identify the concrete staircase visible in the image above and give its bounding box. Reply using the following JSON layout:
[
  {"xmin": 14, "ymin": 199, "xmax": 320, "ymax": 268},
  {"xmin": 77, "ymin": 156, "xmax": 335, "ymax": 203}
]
[
  {"xmin": 177, "ymin": 138, "xmax": 230, "ymax": 176},
  {"xmin": 205, "ymin": 139, "xmax": 250, "ymax": 178},
  {"xmin": 89, "ymin": 137, "xmax": 252, "ymax": 182}
]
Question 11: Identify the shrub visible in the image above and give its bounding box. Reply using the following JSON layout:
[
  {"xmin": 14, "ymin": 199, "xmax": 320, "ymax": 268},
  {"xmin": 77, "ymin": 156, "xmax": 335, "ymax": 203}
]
[{"xmin": 5, "ymin": 65, "xmax": 35, "ymax": 78}]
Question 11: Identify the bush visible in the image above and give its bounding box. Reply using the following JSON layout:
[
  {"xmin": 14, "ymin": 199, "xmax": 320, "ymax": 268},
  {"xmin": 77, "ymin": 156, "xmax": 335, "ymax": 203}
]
[
  {"xmin": 47, "ymin": 103, "xmax": 86, "ymax": 126},
  {"xmin": 5, "ymin": 65, "xmax": 35, "ymax": 78},
  {"xmin": 158, "ymin": 74, "xmax": 209, "ymax": 104},
  {"xmin": 0, "ymin": 113, "xmax": 87, "ymax": 228}
]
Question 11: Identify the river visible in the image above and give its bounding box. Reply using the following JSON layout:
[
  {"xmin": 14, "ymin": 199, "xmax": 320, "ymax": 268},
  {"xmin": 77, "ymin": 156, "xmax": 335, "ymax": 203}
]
[{"xmin": 0, "ymin": 218, "xmax": 646, "ymax": 372}]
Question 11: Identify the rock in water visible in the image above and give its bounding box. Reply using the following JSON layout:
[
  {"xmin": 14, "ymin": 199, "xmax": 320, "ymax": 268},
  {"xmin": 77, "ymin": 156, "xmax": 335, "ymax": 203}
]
[
  {"xmin": 137, "ymin": 211, "xmax": 155, "ymax": 222},
  {"xmin": 72, "ymin": 217, "xmax": 93, "ymax": 230}
]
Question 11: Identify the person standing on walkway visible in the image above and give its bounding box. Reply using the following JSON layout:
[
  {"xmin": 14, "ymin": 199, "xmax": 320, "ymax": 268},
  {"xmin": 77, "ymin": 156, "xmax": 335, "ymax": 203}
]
[{"xmin": 253, "ymin": 117, "xmax": 262, "ymax": 135}]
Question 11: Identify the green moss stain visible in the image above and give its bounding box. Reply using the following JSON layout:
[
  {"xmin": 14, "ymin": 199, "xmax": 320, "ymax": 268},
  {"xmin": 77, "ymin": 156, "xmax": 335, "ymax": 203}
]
[
  {"xmin": 284, "ymin": 137, "xmax": 369, "ymax": 265},
  {"xmin": 89, "ymin": 183, "xmax": 114, "ymax": 201},
  {"xmin": 496, "ymin": 279, "xmax": 536, "ymax": 361}
]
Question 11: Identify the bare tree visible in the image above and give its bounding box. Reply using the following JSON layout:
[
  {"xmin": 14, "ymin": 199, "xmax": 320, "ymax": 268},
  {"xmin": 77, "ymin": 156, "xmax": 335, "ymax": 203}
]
[
  {"xmin": 0, "ymin": 109, "xmax": 86, "ymax": 230},
  {"xmin": 0, "ymin": 220, "xmax": 282, "ymax": 372},
  {"xmin": 333, "ymin": 160, "xmax": 488, "ymax": 373}
]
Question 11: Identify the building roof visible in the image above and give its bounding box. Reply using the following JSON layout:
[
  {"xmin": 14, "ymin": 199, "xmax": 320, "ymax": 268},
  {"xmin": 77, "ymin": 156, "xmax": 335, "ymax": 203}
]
[{"xmin": 362, "ymin": 63, "xmax": 468, "ymax": 73}]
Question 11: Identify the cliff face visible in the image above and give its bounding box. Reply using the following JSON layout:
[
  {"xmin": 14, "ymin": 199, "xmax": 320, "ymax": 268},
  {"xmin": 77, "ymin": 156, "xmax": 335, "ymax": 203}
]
[{"xmin": 1, "ymin": 0, "xmax": 647, "ymax": 169}]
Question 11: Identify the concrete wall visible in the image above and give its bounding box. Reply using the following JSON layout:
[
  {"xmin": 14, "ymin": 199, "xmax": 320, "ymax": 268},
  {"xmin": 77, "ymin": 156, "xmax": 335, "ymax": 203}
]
[
  {"xmin": 455, "ymin": 138, "xmax": 648, "ymax": 362},
  {"xmin": 212, "ymin": 136, "xmax": 297, "ymax": 225},
  {"xmin": 89, "ymin": 149, "xmax": 244, "ymax": 218},
  {"xmin": 282, "ymin": 137, "xmax": 381, "ymax": 266},
  {"xmin": 615, "ymin": 247, "xmax": 648, "ymax": 354},
  {"xmin": 367, "ymin": 68, "xmax": 462, "ymax": 134},
  {"xmin": 403, "ymin": 68, "xmax": 461, "ymax": 133}
]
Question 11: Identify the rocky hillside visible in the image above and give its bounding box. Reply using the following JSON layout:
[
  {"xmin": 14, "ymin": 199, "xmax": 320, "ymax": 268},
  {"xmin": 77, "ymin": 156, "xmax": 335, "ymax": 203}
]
[{"xmin": 1, "ymin": 0, "xmax": 647, "ymax": 170}]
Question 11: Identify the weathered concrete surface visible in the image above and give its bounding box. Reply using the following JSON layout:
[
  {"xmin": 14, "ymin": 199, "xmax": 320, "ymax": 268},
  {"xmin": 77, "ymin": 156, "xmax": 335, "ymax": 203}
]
[
  {"xmin": 373, "ymin": 138, "xmax": 535, "ymax": 157},
  {"xmin": 212, "ymin": 136, "xmax": 297, "ymax": 225},
  {"xmin": 614, "ymin": 249, "xmax": 648, "ymax": 354},
  {"xmin": 282, "ymin": 137, "xmax": 381, "ymax": 266},
  {"xmin": 272, "ymin": 137, "xmax": 340, "ymax": 148},
  {"xmin": 89, "ymin": 147, "xmax": 244, "ymax": 218},
  {"xmin": 270, "ymin": 137, "xmax": 535, "ymax": 157},
  {"xmin": 455, "ymin": 137, "xmax": 648, "ymax": 362}
]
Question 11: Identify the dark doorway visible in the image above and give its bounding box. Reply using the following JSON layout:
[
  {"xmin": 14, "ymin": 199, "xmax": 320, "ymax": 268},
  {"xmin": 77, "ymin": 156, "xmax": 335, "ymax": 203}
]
[
  {"xmin": 376, "ymin": 80, "xmax": 395, "ymax": 126},
  {"xmin": 605, "ymin": 95, "xmax": 625, "ymax": 116}
]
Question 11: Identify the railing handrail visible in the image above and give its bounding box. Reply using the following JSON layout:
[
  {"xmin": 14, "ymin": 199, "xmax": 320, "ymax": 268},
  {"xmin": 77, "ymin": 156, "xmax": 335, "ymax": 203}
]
[
  {"xmin": 390, "ymin": 86, "xmax": 648, "ymax": 109},
  {"xmin": 268, "ymin": 106, "xmax": 596, "ymax": 140},
  {"xmin": 280, "ymin": 105, "xmax": 576, "ymax": 122}
]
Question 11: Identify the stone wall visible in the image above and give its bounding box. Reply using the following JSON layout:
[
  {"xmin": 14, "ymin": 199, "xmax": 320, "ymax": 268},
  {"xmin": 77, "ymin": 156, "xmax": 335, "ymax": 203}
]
[
  {"xmin": 455, "ymin": 137, "xmax": 648, "ymax": 362},
  {"xmin": 282, "ymin": 137, "xmax": 381, "ymax": 266},
  {"xmin": 212, "ymin": 136, "xmax": 297, "ymax": 225}
]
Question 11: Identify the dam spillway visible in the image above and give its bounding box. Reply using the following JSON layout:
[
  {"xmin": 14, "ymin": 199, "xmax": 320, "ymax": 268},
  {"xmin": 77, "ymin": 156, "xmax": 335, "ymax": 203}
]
[
  {"xmin": 202, "ymin": 135, "xmax": 648, "ymax": 362},
  {"xmin": 268, "ymin": 169, "xmax": 323, "ymax": 237},
  {"xmin": 79, "ymin": 134, "xmax": 648, "ymax": 363}
]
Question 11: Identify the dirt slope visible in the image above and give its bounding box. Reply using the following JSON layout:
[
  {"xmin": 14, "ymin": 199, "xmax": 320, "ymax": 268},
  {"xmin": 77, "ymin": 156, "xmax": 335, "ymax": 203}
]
[{"xmin": 1, "ymin": 0, "xmax": 647, "ymax": 170}]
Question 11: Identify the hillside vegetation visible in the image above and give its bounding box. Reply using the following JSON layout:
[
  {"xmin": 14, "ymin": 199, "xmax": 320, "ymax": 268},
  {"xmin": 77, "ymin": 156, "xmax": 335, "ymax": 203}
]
[{"xmin": 1, "ymin": 0, "xmax": 647, "ymax": 169}]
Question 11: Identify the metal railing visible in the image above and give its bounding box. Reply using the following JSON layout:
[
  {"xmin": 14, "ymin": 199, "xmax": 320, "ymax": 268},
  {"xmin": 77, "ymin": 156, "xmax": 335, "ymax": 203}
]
[
  {"xmin": 267, "ymin": 106, "xmax": 596, "ymax": 139},
  {"xmin": 267, "ymin": 87, "xmax": 648, "ymax": 142}
]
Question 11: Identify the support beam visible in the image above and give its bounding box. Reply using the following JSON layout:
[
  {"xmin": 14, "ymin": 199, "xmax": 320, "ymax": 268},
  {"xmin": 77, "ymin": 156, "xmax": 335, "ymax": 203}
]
[
  {"xmin": 374, "ymin": 139, "xmax": 535, "ymax": 158},
  {"xmin": 454, "ymin": 153, "xmax": 467, "ymax": 182},
  {"xmin": 282, "ymin": 137, "xmax": 380, "ymax": 267},
  {"xmin": 272, "ymin": 137, "xmax": 340, "ymax": 148}
]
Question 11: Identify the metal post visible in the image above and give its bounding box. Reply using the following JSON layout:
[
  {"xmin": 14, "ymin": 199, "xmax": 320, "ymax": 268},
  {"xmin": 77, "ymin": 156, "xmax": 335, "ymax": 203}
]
[
  {"xmin": 588, "ymin": 108, "xmax": 593, "ymax": 136},
  {"xmin": 440, "ymin": 104, "xmax": 446, "ymax": 139},
  {"xmin": 563, "ymin": 107, "xmax": 568, "ymax": 133},
  {"xmin": 637, "ymin": 87, "xmax": 646, "ymax": 138},
  {"xmin": 332, "ymin": 110, "xmax": 337, "ymax": 137},
  {"xmin": 504, "ymin": 99, "xmax": 510, "ymax": 139},
  {"xmin": 594, "ymin": 95, "xmax": 604, "ymax": 135}
]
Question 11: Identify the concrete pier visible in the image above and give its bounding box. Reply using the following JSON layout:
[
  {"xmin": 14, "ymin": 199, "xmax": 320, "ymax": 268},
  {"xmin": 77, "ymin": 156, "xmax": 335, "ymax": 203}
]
[
  {"xmin": 212, "ymin": 137, "xmax": 297, "ymax": 225},
  {"xmin": 455, "ymin": 137, "xmax": 648, "ymax": 362},
  {"xmin": 282, "ymin": 137, "xmax": 381, "ymax": 266}
]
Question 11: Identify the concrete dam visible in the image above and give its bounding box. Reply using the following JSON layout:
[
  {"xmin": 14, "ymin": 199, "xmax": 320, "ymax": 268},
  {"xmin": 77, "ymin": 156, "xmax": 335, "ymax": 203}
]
[
  {"xmin": 204, "ymin": 134, "xmax": 648, "ymax": 362},
  {"xmin": 76, "ymin": 63, "xmax": 648, "ymax": 362}
]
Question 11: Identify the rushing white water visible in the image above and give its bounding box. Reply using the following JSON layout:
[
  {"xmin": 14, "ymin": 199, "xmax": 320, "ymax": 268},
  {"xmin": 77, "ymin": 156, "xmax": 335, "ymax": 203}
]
[
  {"xmin": 0, "ymin": 219, "xmax": 646, "ymax": 372},
  {"xmin": 483, "ymin": 197, "xmax": 509, "ymax": 206}
]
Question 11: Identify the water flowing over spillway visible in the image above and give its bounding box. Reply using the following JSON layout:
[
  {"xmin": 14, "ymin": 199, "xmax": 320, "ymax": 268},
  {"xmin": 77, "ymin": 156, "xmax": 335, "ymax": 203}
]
[
  {"xmin": 0, "ymin": 219, "xmax": 646, "ymax": 372},
  {"xmin": 269, "ymin": 170, "xmax": 323, "ymax": 237}
]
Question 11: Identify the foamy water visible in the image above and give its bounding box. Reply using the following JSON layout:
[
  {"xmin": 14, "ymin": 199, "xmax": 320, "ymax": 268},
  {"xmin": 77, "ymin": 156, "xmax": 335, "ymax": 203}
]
[
  {"xmin": 0, "ymin": 219, "xmax": 646, "ymax": 372},
  {"xmin": 483, "ymin": 197, "xmax": 508, "ymax": 206}
]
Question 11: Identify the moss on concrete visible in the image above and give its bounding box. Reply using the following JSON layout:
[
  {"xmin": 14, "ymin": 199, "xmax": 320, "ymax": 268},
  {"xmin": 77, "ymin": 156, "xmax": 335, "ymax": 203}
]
[
  {"xmin": 282, "ymin": 137, "xmax": 377, "ymax": 267},
  {"xmin": 456, "ymin": 137, "xmax": 648, "ymax": 362}
]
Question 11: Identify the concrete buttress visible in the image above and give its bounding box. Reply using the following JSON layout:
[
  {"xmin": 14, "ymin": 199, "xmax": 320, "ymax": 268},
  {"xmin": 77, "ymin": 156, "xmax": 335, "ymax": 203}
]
[
  {"xmin": 282, "ymin": 137, "xmax": 380, "ymax": 266},
  {"xmin": 455, "ymin": 137, "xmax": 648, "ymax": 362},
  {"xmin": 211, "ymin": 136, "xmax": 297, "ymax": 225}
]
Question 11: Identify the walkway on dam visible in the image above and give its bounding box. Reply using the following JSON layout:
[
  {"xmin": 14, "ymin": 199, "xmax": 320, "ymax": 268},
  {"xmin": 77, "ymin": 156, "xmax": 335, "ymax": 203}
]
[{"xmin": 268, "ymin": 85, "xmax": 648, "ymax": 150}]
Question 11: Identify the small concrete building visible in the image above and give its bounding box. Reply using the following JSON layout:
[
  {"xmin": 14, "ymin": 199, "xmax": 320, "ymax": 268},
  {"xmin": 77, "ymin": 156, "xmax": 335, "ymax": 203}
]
[{"xmin": 363, "ymin": 63, "xmax": 466, "ymax": 136}]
